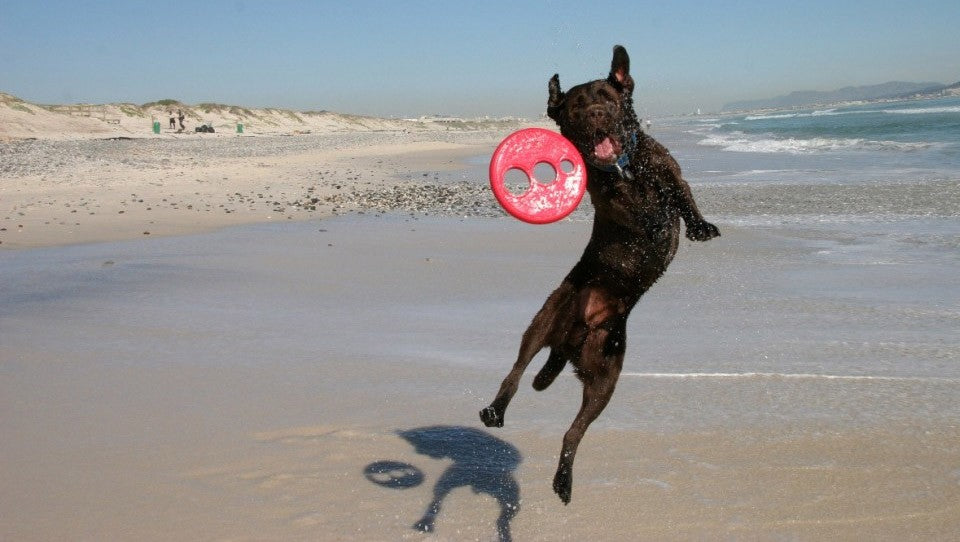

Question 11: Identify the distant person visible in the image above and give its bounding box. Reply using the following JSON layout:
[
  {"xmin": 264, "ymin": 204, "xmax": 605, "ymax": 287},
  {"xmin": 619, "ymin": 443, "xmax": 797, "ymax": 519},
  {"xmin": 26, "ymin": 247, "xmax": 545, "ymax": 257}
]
[
  {"xmin": 168, "ymin": 112, "xmax": 176, "ymax": 129},
  {"xmin": 177, "ymin": 109, "xmax": 185, "ymax": 131}
]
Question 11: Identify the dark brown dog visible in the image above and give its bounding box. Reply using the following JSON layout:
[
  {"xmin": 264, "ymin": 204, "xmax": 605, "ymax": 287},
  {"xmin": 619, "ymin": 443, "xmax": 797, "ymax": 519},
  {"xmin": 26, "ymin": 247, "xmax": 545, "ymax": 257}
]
[{"xmin": 480, "ymin": 45, "xmax": 720, "ymax": 504}]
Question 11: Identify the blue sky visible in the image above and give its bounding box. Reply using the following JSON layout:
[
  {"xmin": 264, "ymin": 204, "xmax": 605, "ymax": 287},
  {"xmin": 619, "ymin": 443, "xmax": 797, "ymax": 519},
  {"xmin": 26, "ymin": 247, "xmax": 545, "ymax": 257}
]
[{"xmin": 1, "ymin": 1, "xmax": 958, "ymax": 117}]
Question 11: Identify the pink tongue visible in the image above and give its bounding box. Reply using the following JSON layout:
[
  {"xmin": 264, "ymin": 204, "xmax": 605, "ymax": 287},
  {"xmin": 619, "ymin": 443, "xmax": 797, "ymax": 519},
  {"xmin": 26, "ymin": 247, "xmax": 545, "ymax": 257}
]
[{"xmin": 594, "ymin": 137, "xmax": 615, "ymax": 159}]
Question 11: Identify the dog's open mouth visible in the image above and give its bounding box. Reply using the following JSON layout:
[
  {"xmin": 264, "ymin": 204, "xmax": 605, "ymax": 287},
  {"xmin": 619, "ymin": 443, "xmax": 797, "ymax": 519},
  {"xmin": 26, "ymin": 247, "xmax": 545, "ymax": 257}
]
[{"xmin": 592, "ymin": 135, "xmax": 622, "ymax": 164}]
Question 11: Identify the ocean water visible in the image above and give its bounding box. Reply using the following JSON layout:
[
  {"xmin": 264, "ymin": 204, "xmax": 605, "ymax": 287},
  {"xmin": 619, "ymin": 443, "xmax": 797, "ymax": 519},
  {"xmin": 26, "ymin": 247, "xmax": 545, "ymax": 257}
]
[{"xmin": 666, "ymin": 95, "xmax": 960, "ymax": 185}]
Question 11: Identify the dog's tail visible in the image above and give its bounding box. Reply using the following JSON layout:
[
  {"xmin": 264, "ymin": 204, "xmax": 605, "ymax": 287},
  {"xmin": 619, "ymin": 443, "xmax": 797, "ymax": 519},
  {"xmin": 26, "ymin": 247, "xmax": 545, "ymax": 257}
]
[{"xmin": 532, "ymin": 349, "xmax": 568, "ymax": 391}]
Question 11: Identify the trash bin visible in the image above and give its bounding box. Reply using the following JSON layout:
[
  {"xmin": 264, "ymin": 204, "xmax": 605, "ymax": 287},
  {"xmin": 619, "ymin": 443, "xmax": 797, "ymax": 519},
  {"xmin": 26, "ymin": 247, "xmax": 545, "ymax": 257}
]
[
  {"xmin": 152, "ymin": 121, "xmax": 161, "ymax": 134},
  {"xmin": 236, "ymin": 123, "xmax": 244, "ymax": 134}
]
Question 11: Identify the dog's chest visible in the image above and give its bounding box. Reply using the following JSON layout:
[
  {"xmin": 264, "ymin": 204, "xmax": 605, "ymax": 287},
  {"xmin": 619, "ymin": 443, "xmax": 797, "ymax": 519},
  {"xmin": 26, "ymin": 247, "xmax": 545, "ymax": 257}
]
[{"xmin": 590, "ymin": 171, "xmax": 670, "ymax": 225}]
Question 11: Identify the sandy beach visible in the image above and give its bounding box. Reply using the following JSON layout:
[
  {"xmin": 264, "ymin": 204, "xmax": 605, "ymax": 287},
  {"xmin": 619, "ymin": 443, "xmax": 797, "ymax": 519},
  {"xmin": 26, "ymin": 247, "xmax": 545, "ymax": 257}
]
[
  {"xmin": 1, "ymin": 93, "xmax": 533, "ymax": 248},
  {"xmin": 2, "ymin": 102, "xmax": 960, "ymax": 540},
  {"xmin": 0, "ymin": 130, "xmax": 517, "ymax": 249}
]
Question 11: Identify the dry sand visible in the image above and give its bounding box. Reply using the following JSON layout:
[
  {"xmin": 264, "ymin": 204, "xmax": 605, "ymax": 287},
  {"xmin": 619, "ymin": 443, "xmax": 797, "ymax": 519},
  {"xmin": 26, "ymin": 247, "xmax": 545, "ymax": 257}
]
[
  {"xmin": 1, "ymin": 130, "xmax": 523, "ymax": 249},
  {"xmin": 2, "ymin": 98, "xmax": 959, "ymax": 540},
  {"xmin": 1, "ymin": 92, "xmax": 534, "ymax": 248}
]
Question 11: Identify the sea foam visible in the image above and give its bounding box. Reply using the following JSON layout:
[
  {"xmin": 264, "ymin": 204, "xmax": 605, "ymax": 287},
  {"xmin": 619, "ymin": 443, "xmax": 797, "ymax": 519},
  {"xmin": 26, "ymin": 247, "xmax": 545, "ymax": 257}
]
[
  {"xmin": 698, "ymin": 132, "xmax": 934, "ymax": 154},
  {"xmin": 620, "ymin": 372, "xmax": 960, "ymax": 383},
  {"xmin": 884, "ymin": 105, "xmax": 960, "ymax": 115}
]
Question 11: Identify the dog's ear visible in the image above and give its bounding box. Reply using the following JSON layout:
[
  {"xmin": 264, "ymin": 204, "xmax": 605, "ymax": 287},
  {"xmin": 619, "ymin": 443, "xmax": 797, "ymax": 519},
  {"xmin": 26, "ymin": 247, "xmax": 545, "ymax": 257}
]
[
  {"xmin": 547, "ymin": 73, "xmax": 565, "ymax": 122},
  {"xmin": 608, "ymin": 45, "xmax": 634, "ymax": 95}
]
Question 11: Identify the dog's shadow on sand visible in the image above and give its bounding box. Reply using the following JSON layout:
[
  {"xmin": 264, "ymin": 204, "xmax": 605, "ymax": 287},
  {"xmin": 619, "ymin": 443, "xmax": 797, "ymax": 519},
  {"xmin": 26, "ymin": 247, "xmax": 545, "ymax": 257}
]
[{"xmin": 365, "ymin": 425, "xmax": 521, "ymax": 542}]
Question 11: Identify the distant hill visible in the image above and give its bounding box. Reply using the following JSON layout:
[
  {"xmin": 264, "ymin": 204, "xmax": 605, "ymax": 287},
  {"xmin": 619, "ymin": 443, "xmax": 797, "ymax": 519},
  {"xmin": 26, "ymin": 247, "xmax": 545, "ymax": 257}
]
[{"xmin": 722, "ymin": 81, "xmax": 950, "ymax": 112}]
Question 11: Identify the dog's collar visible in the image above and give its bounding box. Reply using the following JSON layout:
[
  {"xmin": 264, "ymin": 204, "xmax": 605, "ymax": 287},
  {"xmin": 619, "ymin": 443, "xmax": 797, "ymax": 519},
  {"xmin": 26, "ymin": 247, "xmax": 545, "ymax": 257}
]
[{"xmin": 591, "ymin": 131, "xmax": 639, "ymax": 180}]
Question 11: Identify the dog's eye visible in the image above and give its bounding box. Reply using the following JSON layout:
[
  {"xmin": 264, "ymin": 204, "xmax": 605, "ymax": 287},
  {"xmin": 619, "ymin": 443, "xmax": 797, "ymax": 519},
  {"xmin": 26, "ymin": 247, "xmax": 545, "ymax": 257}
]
[{"xmin": 600, "ymin": 88, "xmax": 619, "ymax": 101}]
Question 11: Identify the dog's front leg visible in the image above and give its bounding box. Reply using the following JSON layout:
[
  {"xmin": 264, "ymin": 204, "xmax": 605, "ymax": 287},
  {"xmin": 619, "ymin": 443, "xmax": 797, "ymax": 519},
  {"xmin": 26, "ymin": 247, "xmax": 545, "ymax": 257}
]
[
  {"xmin": 655, "ymin": 159, "xmax": 720, "ymax": 241},
  {"xmin": 672, "ymin": 182, "xmax": 720, "ymax": 241}
]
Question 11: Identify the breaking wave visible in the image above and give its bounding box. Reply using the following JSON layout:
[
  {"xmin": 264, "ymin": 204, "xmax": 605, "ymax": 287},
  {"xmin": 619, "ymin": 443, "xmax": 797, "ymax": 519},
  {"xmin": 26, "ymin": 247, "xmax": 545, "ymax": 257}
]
[
  {"xmin": 698, "ymin": 132, "xmax": 935, "ymax": 154},
  {"xmin": 744, "ymin": 105, "xmax": 960, "ymax": 122},
  {"xmin": 620, "ymin": 372, "xmax": 959, "ymax": 383},
  {"xmin": 884, "ymin": 105, "xmax": 960, "ymax": 115}
]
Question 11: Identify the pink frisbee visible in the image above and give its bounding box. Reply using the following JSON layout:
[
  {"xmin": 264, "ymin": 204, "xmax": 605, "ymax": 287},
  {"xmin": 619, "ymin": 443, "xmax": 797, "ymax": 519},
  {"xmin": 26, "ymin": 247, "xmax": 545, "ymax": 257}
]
[{"xmin": 489, "ymin": 128, "xmax": 586, "ymax": 224}]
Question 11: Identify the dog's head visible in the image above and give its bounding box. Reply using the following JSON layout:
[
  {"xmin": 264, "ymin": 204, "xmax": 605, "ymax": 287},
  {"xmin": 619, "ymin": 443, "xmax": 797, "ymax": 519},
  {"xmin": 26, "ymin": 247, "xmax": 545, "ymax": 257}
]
[{"xmin": 547, "ymin": 45, "xmax": 638, "ymax": 168}]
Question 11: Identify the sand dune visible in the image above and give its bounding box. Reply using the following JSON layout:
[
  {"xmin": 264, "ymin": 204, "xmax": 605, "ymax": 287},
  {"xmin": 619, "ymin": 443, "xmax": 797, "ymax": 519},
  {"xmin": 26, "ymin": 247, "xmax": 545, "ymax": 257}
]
[{"xmin": 0, "ymin": 92, "xmax": 526, "ymax": 140}]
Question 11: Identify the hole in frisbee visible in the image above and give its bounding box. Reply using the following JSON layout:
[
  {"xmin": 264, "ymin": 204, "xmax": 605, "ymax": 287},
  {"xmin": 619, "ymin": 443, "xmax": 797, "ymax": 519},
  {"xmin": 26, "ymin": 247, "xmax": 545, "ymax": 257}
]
[
  {"xmin": 503, "ymin": 168, "xmax": 530, "ymax": 197},
  {"xmin": 533, "ymin": 162, "xmax": 558, "ymax": 185},
  {"xmin": 364, "ymin": 460, "xmax": 424, "ymax": 489}
]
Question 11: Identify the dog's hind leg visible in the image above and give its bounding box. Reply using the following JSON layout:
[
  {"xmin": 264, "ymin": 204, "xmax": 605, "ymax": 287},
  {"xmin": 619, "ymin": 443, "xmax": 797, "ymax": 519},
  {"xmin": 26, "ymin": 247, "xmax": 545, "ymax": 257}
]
[
  {"xmin": 552, "ymin": 339, "xmax": 623, "ymax": 503},
  {"xmin": 480, "ymin": 282, "xmax": 575, "ymax": 428},
  {"xmin": 553, "ymin": 293, "xmax": 627, "ymax": 504},
  {"xmin": 479, "ymin": 312, "xmax": 555, "ymax": 427}
]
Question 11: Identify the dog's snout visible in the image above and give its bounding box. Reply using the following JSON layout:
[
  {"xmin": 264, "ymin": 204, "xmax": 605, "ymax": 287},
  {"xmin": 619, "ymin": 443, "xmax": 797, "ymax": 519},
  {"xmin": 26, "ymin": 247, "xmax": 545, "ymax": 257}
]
[{"xmin": 588, "ymin": 106, "xmax": 608, "ymax": 122}]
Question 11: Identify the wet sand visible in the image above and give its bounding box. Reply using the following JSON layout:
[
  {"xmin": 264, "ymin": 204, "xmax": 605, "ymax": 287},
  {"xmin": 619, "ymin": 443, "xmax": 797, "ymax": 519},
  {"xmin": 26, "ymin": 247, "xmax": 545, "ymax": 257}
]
[{"xmin": 2, "ymin": 206, "xmax": 959, "ymax": 540}]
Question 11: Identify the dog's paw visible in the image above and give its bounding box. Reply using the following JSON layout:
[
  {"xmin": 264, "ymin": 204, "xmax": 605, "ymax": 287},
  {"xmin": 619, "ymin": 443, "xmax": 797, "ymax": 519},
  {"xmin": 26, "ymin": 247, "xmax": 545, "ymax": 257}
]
[
  {"xmin": 412, "ymin": 518, "xmax": 434, "ymax": 532},
  {"xmin": 685, "ymin": 220, "xmax": 720, "ymax": 242},
  {"xmin": 479, "ymin": 406, "xmax": 504, "ymax": 428},
  {"xmin": 553, "ymin": 465, "xmax": 573, "ymax": 505}
]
